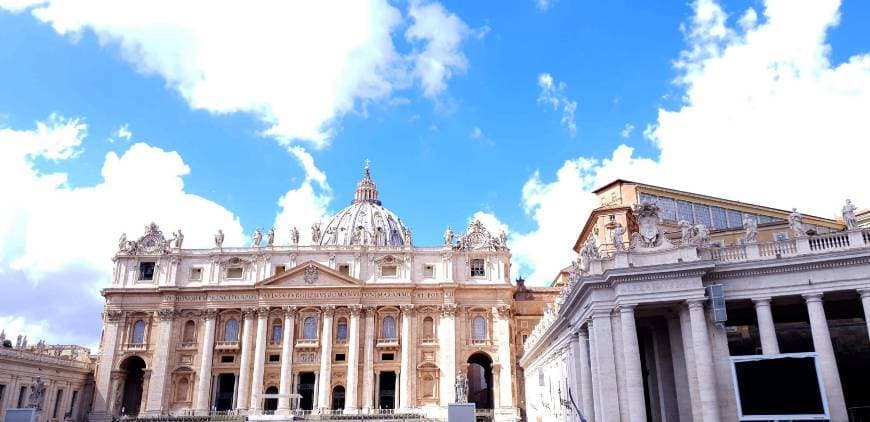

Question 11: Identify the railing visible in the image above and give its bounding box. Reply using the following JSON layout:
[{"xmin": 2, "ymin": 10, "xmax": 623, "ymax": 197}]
[
  {"xmin": 214, "ymin": 341, "xmax": 239, "ymax": 350},
  {"xmin": 124, "ymin": 342, "xmax": 147, "ymax": 351},
  {"xmin": 0, "ymin": 347, "xmax": 92, "ymax": 370},
  {"xmin": 758, "ymin": 240, "xmax": 797, "ymax": 257},
  {"xmin": 177, "ymin": 342, "xmax": 197, "ymax": 350},
  {"xmin": 419, "ymin": 337, "xmax": 438, "ymax": 345},
  {"xmin": 704, "ymin": 245, "xmax": 746, "ymax": 262},
  {"xmin": 377, "ymin": 338, "xmax": 399, "ymax": 347},
  {"xmin": 809, "ymin": 231, "xmax": 850, "ymax": 251}
]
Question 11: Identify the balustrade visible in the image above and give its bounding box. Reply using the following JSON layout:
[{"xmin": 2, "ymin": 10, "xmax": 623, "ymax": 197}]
[{"xmin": 809, "ymin": 232, "xmax": 850, "ymax": 251}]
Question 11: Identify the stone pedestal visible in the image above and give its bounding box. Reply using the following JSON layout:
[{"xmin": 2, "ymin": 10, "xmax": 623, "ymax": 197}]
[{"xmin": 447, "ymin": 403, "xmax": 475, "ymax": 422}]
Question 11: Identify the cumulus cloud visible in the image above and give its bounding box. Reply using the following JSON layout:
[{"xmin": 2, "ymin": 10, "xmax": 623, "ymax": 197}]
[
  {"xmin": 1, "ymin": 0, "xmax": 479, "ymax": 148},
  {"xmin": 272, "ymin": 147, "xmax": 334, "ymax": 244},
  {"xmin": 537, "ymin": 73, "xmax": 578, "ymax": 137},
  {"xmin": 0, "ymin": 115, "xmax": 245, "ymax": 344},
  {"xmin": 505, "ymin": 0, "xmax": 870, "ymax": 285}
]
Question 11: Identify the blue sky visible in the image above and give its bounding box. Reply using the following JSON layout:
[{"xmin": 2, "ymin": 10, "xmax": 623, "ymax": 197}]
[{"xmin": 1, "ymin": 0, "xmax": 869, "ymax": 346}]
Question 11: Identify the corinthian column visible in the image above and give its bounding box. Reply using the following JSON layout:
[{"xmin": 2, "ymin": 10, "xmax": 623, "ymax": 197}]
[
  {"xmin": 277, "ymin": 307, "xmax": 297, "ymax": 414},
  {"xmin": 317, "ymin": 306, "xmax": 335, "ymax": 412},
  {"xmin": 236, "ymin": 308, "xmax": 256, "ymax": 411},
  {"xmin": 361, "ymin": 306, "xmax": 376, "ymax": 413},
  {"xmin": 194, "ymin": 310, "xmax": 217, "ymax": 414},
  {"xmin": 249, "ymin": 307, "xmax": 270, "ymax": 413},
  {"xmin": 345, "ymin": 305, "xmax": 362, "ymax": 413},
  {"xmin": 439, "ymin": 304, "xmax": 457, "ymax": 405},
  {"xmin": 399, "ymin": 304, "xmax": 415, "ymax": 411},
  {"xmin": 687, "ymin": 299, "xmax": 720, "ymax": 422},
  {"xmin": 803, "ymin": 294, "xmax": 847, "ymax": 421},
  {"xmin": 619, "ymin": 305, "xmax": 647, "ymax": 422},
  {"xmin": 145, "ymin": 309, "xmax": 176, "ymax": 415}
]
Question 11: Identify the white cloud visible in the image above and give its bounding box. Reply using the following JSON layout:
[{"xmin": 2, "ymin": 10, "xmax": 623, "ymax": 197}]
[
  {"xmin": 620, "ymin": 123, "xmax": 634, "ymax": 139},
  {"xmin": 535, "ymin": 0, "xmax": 556, "ymax": 12},
  {"xmin": 1, "ymin": 0, "xmax": 478, "ymax": 148},
  {"xmin": 272, "ymin": 147, "xmax": 334, "ymax": 244},
  {"xmin": 510, "ymin": 0, "xmax": 870, "ymax": 285},
  {"xmin": 114, "ymin": 123, "xmax": 132, "ymax": 141},
  {"xmin": 0, "ymin": 115, "xmax": 246, "ymax": 344},
  {"xmin": 537, "ymin": 72, "xmax": 578, "ymax": 137}
]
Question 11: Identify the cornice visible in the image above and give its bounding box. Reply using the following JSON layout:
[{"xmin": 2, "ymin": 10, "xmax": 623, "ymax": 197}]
[{"xmin": 706, "ymin": 254, "xmax": 870, "ymax": 281}]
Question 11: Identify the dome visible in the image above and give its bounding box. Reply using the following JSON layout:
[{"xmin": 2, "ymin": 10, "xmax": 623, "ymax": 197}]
[{"xmin": 318, "ymin": 161, "xmax": 410, "ymax": 247}]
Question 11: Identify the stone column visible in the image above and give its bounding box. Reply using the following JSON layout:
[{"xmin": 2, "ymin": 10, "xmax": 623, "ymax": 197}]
[
  {"xmin": 361, "ymin": 306, "xmax": 376, "ymax": 413},
  {"xmin": 803, "ymin": 294, "xmax": 847, "ymax": 421},
  {"xmin": 577, "ymin": 327, "xmax": 595, "ymax": 422},
  {"xmin": 590, "ymin": 310, "xmax": 620, "ymax": 422},
  {"xmin": 860, "ymin": 289, "xmax": 870, "ymax": 342},
  {"xmin": 399, "ymin": 305, "xmax": 415, "ymax": 411},
  {"xmin": 439, "ymin": 304, "xmax": 458, "ymax": 405},
  {"xmin": 687, "ymin": 299, "xmax": 720, "ymax": 422},
  {"xmin": 345, "ymin": 305, "xmax": 362, "ymax": 413},
  {"xmin": 619, "ymin": 305, "xmax": 647, "ymax": 422},
  {"xmin": 316, "ymin": 306, "xmax": 335, "ymax": 412},
  {"xmin": 752, "ymin": 298, "xmax": 780, "ymax": 354},
  {"xmin": 236, "ymin": 308, "xmax": 256, "ymax": 411},
  {"xmin": 194, "ymin": 310, "xmax": 217, "ymax": 414},
  {"xmin": 92, "ymin": 311, "xmax": 123, "ymax": 419},
  {"xmin": 277, "ymin": 307, "xmax": 297, "ymax": 414},
  {"xmin": 249, "ymin": 307, "xmax": 269, "ymax": 413},
  {"xmin": 494, "ymin": 305, "xmax": 515, "ymax": 411},
  {"xmin": 667, "ymin": 316, "xmax": 692, "ymax": 422},
  {"xmin": 145, "ymin": 309, "xmax": 176, "ymax": 415}
]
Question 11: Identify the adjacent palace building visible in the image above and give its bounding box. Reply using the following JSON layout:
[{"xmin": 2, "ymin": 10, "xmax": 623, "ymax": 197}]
[
  {"xmin": 522, "ymin": 180, "xmax": 870, "ymax": 422},
  {"xmin": 88, "ymin": 164, "xmax": 556, "ymax": 422}
]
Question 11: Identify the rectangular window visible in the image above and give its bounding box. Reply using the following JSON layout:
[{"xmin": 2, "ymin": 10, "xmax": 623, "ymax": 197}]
[
  {"xmin": 726, "ymin": 210, "xmax": 744, "ymax": 228},
  {"xmin": 268, "ymin": 354, "xmax": 280, "ymax": 363},
  {"xmin": 423, "ymin": 265, "xmax": 435, "ymax": 278},
  {"xmin": 470, "ymin": 259, "xmax": 485, "ymax": 277},
  {"xmin": 221, "ymin": 355, "xmax": 235, "ymax": 363},
  {"xmin": 335, "ymin": 353, "xmax": 346, "ymax": 362},
  {"xmin": 139, "ymin": 262, "xmax": 155, "ymax": 280},
  {"xmin": 274, "ymin": 265, "xmax": 286, "ymax": 275},
  {"xmin": 18, "ymin": 386, "xmax": 27, "ymax": 407},
  {"xmin": 69, "ymin": 390, "xmax": 79, "ymax": 418},
  {"xmin": 226, "ymin": 267, "xmax": 243, "ymax": 279},
  {"xmin": 338, "ymin": 264, "xmax": 350, "ymax": 276},
  {"xmin": 0, "ymin": 385, "xmax": 5, "ymax": 410},
  {"xmin": 53, "ymin": 389, "xmax": 64, "ymax": 418},
  {"xmin": 710, "ymin": 207, "xmax": 728, "ymax": 230},
  {"xmin": 693, "ymin": 203, "xmax": 712, "ymax": 227},
  {"xmin": 381, "ymin": 353, "xmax": 394, "ymax": 361},
  {"xmin": 639, "ymin": 193, "xmax": 657, "ymax": 204},
  {"xmin": 658, "ymin": 196, "xmax": 677, "ymax": 221},
  {"xmin": 677, "ymin": 200, "xmax": 694, "ymax": 224},
  {"xmin": 189, "ymin": 267, "xmax": 202, "ymax": 281},
  {"xmin": 381, "ymin": 265, "xmax": 397, "ymax": 277},
  {"xmin": 757, "ymin": 214, "xmax": 774, "ymax": 224}
]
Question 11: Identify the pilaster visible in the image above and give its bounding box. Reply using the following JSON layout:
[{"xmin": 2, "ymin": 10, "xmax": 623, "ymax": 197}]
[
  {"xmin": 194, "ymin": 310, "xmax": 217, "ymax": 414},
  {"xmin": 316, "ymin": 306, "xmax": 335, "ymax": 412}
]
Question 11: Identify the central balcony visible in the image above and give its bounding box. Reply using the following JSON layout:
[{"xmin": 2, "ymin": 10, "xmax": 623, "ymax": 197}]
[
  {"xmin": 124, "ymin": 342, "xmax": 147, "ymax": 351},
  {"xmin": 214, "ymin": 341, "xmax": 239, "ymax": 350},
  {"xmin": 295, "ymin": 339, "xmax": 319, "ymax": 349},
  {"xmin": 376, "ymin": 337, "xmax": 399, "ymax": 348}
]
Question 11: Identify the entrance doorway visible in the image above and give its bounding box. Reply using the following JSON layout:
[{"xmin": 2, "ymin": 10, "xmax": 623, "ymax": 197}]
[
  {"xmin": 378, "ymin": 371, "xmax": 396, "ymax": 409},
  {"xmin": 298, "ymin": 372, "xmax": 316, "ymax": 410},
  {"xmin": 119, "ymin": 356, "xmax": 146, "ymax": 416},
  {"xmin": 263, "ymin": 386, "xmax": 279, "ymax": 412},
  {"xmin": 215, "ymin": 373, "xmax": 236, "ymax": 411},
  {"xmin": 467, "ymin": 353, "xmax": 493, "ymax": 409},
  {"xmin": 331, "ymin": 385, "xmax": 345, "ymax": 410}
]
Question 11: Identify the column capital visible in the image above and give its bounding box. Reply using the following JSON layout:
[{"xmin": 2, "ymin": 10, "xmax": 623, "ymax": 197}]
[
  {"xmin": 400, "ymin": 304, "xmax": 415, "ymax": 315},
  {"xmin": 493, "ymin": 304, "xmax": 512, "ymax": 318},
  {"xmin": 242, "ymin": 307, "xmax": 258, "ymax": 319},
  {"xmin": 441, "ymin": 303, "xmax": 458, "ymax": 317},
  {"xmin": 803, "ymin": 293, "xmax": 824, "ymax": 303},
  {"xmin": 349, "ymin": 304, "xmax": 363, "ymax": 317},
  {"xmin": 202, "ymin": 309, "xmax": 218, "ymax": 321},
  {"xmin": 752, "ymin": 297, "xmax": 773, "ymax": 305},
  {"xmin": 104, "ymin": 310, "xmax": 124, "ymax": 323},
  {"xmin": 617, "ymin": 304, "xmax": 637, "ymax": 314},
  {"xmin": 686, "ymin": 298, "xmax": 706, "ymax": 310},
  {"xmin": 322, "ymin": 305, "xmax": 336, "ymax": 317},
  {"xmin": 156, "ymin": 309, "xmax": 177, "ymax": 321},
  {"xmin": 282, "ymin": 306, "xmax": 297, "ymax": 318},
  {"xmin": 363, "ymin": 305, "xmax": 376, "ymax": 316},
  {"xmin": 257, "ymin": 306, "xmax": 271, "ymax": 318}
]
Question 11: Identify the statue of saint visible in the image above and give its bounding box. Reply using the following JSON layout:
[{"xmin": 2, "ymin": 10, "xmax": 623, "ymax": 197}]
[
  {"xmin": 612, "ymin": 224, "xmax": 626, "ymax": 251},
  {"xmin": 443, "ymin": 226, "xmax": 454, "ymax": 246},
  {"xmin": 27, "ymin": 377, "xmax": 46, "ymax": 410},
  {"xmin": 214, "ymin": 229, "xmax": 225, "ymax": 248},
  {"xmin": 788, "ymin": 208, "xmax": 805, "ymax": 238},
  {"xmin": 174, "ymin": 229, "xmax": 184, "ymax": 249},
  {"xmin": 290, "ymin": 226, "xmax": 300, "ymax": 245},
  {"xmin": 252, "ymin": 228, "xmax": 263, "ymax": 247},
  {"xmin": 579, "ymin": 236, "xmax": 599, "ymax": 272},
  {"xmin": 311, "ymin": 223, "xmax": 322, "ymax": 243},
  {"xmin": 118, "ymin": 233, "xmax": 127, "ymax": 252},
  {"xmin": 267, "ymin": 227, "xmax": 275, "ymax": 247},
  {"xmin": 402, "ymin": 227, "xmax": 412, "ymax": 246},
  {"xmin": 375, "ymin": 227, "xmax": 385, "ymax": 246},
  {"xmin": 678, "ymin": 220, "xmax": 694, "ymax": 245},
  {"xmin": 843, "ymin": 199, "xmax": 858, "ymax": 230},
  {"xmin": 454, "ymin": 373, "xmax": 469, "ymax": 403},
  {"xmin": 743, "ymin": 214, "xmax": 758, "ymax": 243}
]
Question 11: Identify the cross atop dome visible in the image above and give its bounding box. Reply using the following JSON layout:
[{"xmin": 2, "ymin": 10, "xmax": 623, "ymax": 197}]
[{"xmin": 354, "ymin": 159, "xmax": 380, "ymax": 204}]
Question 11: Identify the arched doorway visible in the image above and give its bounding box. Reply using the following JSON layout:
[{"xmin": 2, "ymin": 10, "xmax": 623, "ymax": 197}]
[
  {"xmin": 467, "ymin": 352, "xmax": 493, "ymax": 409},
  {"xmin": 331, "ymin": 385, "xmax": 345, "ymax": 411},
  {"xmin": 378, "ymin": 371, "xmax": 396, "ymax": 409},
  {"xmin": 119, "ymin": 356, "xmax": 146, "ymax": 416},
  {"xmin": 298, "ymin": 372, "xmax": 316, "ymax": 410},
  {"xmin": 263, "ymin": 386, "xmax": 278, "ymax": 412}
]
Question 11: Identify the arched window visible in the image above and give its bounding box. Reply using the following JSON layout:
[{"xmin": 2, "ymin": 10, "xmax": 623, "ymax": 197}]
[
  {"xmin": 472, "ymin": 316, "xmax": 486, "ymax": 341},
  {"xmin": 224, "ymin": 318, "xmax": 239, "ymax": 342},
  {"xmin": 175, "ymin": 377, "xmax": 189, "ymax": 401},
  {"xmin": 182, "ymin": 320, "xmax": 196, "ymax": 342},
  {"xmin": 336, "ymin": 318, "xmax": 348, "ymax": 342},
  {"xmin": 382, "ymin": 316, "xmax": 396, "ymax": 339},
  {"xmin": 303, "ymin": 317, "xmax": 317, "ymax": 340},
  {"xmin": 272, "ymin": 319, "xmax": 282, "ymax": 344},
  {"xmin": 131, "ymin": 320, "xmax": 146, "ymax": 344},
  {"xmin": 422, "ymin": 317, "xmax": 434, "ymax": 340}
]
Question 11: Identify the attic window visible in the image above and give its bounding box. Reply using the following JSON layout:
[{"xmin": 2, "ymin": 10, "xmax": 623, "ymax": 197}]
[
  {"xmin": 381, "ymin": 265, "xmax": 397, "ymax": 277},
  {"xmin": 139, "ymin": 262, "xmax": 155, "ymax": 281},
  {"xmin": 189, "ymin": 267, "xmax": 203, "ymax": 281},
  {"xmin": 339, "ymin": 264, "xmax": 350, "ymax": 276},
  {"xmin": 227, "ymin": 267, "xmax": 243, "ymax": 279},
  {"xmin": 423, "ymin": 265, "xmax": 435, "ymax": 278},
  {"xmin": 274, "ymin": 265, "xmax": 286, "ymax": 275},
  {"xmin": 470, "ymin": 259, "xmax": 485, "ymax": 277}
]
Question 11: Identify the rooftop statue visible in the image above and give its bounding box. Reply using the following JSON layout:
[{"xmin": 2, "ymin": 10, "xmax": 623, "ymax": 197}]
[
  {"xmin": 267, "ymin": 227, "xmax": 275, "ymax": 247},
  {"xmin": 630, "ymin": 202, "xmax": 673, "ymax": 250},
  {"xmin": 311, "ymin": 222, "xmax": 322, "ymax": 243},
  {"xmin": 578, "ymin": 236, "xmax": 599, "ymax": 272},
  {"xmin": 444, "ymin": 226, "xmax": 454, "ymax": 246},
  {"xmin": 174, "ymin": 229, "xmax": 184, "ymax": 249},
  {"xmin": 290, "ymin": 226, "xmax": 300, "ymax": 246},
  {"xmin": 743, "ymin": 214, "xmax": 758, "ymax": 243},
  {"xmin": 843, "ymin": 199, "xmax": 858, "ymax": 230},
  {"xmin": 788, "ymin": 208, "xmax": 805, "ymax": 238},
  {"xmin": 215, "ymin": 229, "xmax": 224, "ymax": 248},
  {"xmin": 678, "ymin": 220, "xmax": 710, "ymax": 248},
  {"xmin": 118, "ymin": 233, "xmax": 127, "ymax": 252},
  {"xmin": 612, "ymin": 223, "xmax": 626, "ymax": 251},
  {"xmin": 252, "ymin": 228, "xmax": 263, "ymax": 247}
]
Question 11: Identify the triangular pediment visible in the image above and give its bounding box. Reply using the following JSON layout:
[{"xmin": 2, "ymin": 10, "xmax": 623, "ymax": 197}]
[{"xmin": 257, "ymin": 260, "xmax": 360, "ymax": 288}]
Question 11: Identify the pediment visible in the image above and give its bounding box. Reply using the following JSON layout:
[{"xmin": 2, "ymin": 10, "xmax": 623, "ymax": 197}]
[{"xmin": 257, "ymin": 260, "xmax": 360, "ymax": 288}]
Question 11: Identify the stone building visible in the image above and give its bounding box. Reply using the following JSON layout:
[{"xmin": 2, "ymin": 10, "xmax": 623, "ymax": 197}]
[
  {"xmin": 521, "ymin": 181, "xmax": 870, "ymax": 422},
  {"xmin": 0, "ymin": 334, "xmax": 94, "ymax": 422},
  {"xmin": 89, "ymin": 163, "xmax": 552, "ymax": 422}
]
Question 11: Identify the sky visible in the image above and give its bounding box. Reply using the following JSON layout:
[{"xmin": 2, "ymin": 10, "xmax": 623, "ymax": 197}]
[{"xmin": 1, "ymin": 0, "xmax": 869, "ymax": 347}]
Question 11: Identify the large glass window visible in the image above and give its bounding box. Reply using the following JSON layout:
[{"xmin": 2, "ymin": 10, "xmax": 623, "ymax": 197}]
[
  {"xmin": 639, "ymin": 193, "xmax": 657, "ymax": 204},
  {"xmin": 658, "ymin": 197, "xmax": 677, "ymax": 221},
  {"xmin": 472, "ymin": 316, "xmax": 486, "ymax": 341},
  {"xmin": 710, "ymin": 207, "xmax": 728, "ymax": 229},
  {"xmin": 131, "ymin": 320, "xmax": 146, "ymax": 344},
  {"xmin": 303, "ymin": 317, "xmax": 317, "ymax": 340},
  {"xmin": 224, "ymin": 318, "xmax": 239, "ymax": 342},
  {"xmin": 726, "ymin": 210, "xmax": 744, "ymax": 228},
  {"xmin": 677, "ymin": 200, "xmax": 694, "ymax": 224},
  {"xmin": 272, "ymin": 319, "xmax": 282, "ymax": 343},
  {"xmin": 382, "ymin": 316, "xmax": 396, "ymax": 339},
  {"xmin": 336, "ymin": 318, "xmax": 348, "ymax": 341},
  {"xmin": 470, "ymin": 259, "xmax": 485, "ymax": 277},
  {"xmin": 693, "ymin": 204, "xmax": 712, "ymax": 227}
]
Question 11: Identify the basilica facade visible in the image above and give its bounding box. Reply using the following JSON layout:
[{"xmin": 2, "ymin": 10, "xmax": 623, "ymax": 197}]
[{"xmin": 89, "ymin": 164, "xmax": 551, "ymax": 422}]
